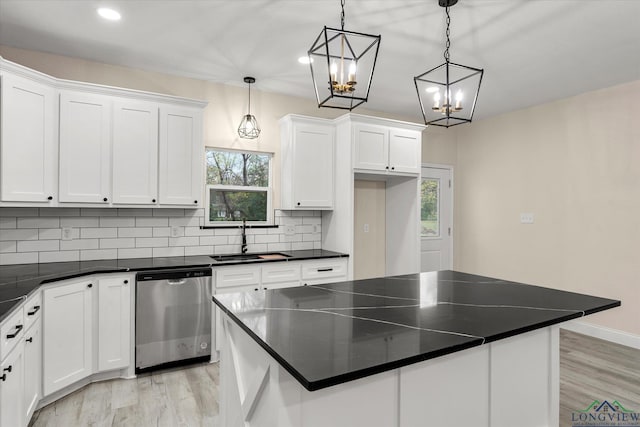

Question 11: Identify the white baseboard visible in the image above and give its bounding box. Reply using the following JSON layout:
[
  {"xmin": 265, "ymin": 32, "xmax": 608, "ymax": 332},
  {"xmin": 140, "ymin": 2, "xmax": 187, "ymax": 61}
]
[{"xmin": 561, "ymin": 320, "xmax": 640, "ymax": 350}]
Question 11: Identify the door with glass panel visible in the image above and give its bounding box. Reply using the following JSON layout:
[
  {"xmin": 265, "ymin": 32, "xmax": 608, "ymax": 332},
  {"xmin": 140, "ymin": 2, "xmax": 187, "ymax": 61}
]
[{"xmin": 420, "ymin": 166, "xmax": 453, "ymax": 272}]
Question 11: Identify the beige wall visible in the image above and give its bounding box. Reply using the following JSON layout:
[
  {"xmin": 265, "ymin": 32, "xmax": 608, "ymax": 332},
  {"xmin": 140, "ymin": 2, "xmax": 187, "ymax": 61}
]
[
  {"xmin": 454, "ymin": 80, "xmax": 640, "ymax": 336},
  {"xmin": 353, "ymin": 180, "xmax": 386, "ymax": 280}
]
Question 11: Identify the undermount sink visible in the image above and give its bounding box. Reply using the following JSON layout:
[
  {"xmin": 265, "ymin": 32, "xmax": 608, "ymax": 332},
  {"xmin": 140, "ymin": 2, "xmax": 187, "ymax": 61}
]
[{"xmin": 210, "ymin": 252, "xmax": 292, "ymax": 262}]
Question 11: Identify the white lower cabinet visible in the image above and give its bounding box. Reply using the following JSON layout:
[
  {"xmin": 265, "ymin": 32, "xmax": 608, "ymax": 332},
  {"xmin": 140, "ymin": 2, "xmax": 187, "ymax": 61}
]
[
  {"xmin": 23, "ymin": 319, "xmax": 41, "ymax": 423},
  {"xmin": 97, "ymin": 276, "xmax": 131, "ymax": 372},
  {"xmin": 0, "ymin": 339, "xmax": 24, "ymax": 427},
  {"xmin": 43, "ymin": 279, "xmax": 94, "ymax": 396}
]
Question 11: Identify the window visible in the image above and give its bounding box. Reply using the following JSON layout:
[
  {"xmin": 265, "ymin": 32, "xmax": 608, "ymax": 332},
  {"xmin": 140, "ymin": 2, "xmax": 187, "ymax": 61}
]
[
  {"xmin": 205, "ymin": 148, "xmax": 272, "ymax": 225},
  {"xmin": 420, "ymin": 178, "xmax": 440, "ymax": 237}
]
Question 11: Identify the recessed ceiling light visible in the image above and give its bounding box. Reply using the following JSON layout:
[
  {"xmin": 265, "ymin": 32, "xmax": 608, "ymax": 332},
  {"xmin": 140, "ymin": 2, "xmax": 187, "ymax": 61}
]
[
  {"xmin": 97, "ymin": 7, "xmax": 121, "ymax": 21},
  {"xmin": 426, "ymin": 86, "xmax": 439, "ymax": 93},
  {"xmin": 298, "ymin": 56, "xmax": 313, "ymax": 64}
]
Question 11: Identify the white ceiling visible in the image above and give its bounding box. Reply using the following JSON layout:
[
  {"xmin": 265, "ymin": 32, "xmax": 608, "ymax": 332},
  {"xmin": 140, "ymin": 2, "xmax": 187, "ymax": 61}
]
[{"xmin": 1, "ymin": 0, "xmax": 639, "ymax": 122}]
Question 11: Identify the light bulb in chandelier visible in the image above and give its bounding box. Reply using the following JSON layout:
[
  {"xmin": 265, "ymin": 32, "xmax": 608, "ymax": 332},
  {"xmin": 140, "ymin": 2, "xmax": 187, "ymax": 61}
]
[
  {"xmin": 330, "ymin": 59, "xmax": 358, "ymax": 94},
  {"xmin": 432, "ymin": 88, "xmax": 464, "ymax": 115}
]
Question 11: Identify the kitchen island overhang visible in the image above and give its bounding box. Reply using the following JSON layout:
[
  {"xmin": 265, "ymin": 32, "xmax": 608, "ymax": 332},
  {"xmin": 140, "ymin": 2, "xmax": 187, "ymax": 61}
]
[{"xmin": 213, "ymin": 270, "xmax": 620, "ymax": 427}]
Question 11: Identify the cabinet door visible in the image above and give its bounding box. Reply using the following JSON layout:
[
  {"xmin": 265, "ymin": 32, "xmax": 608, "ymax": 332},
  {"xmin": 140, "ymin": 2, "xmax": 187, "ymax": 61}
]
[
  {"xmin": 388, "ymin": 129, "xmax": 421, "ymax": 174},
  {"xmin": 0, "ymin": 73, "xmax": 56, "ymax": 202},
  {"xmin": 292, "ymin": 123, "xmax": 334, "ymax": 208},
  {"xmin": 97, "ymin": 276, "xmax": 131, "ymax": 372},
  {"xmin": 59, "ymin": 91, "xmax": 111, "ymax": 203},
  {"xmin": 112, "ymin": 100, "xmax": 159, "ymax": 204},
  {"xmin": 159, "ymin": 106, "xmax": 202, "ymax": 206},
  {"xmin": 23, "ymin": 320, "xmax": 41, "ymax": 422},
  {"xmin": 353, "ymin": 124, "xmax": 388, "ymax": 171},
  {"xmin": 43, "ymin": 279, "xmax": 93, "ymax": 396},
  {"xmin": 0, "ymin": 342, "xmax": 24, "ymax": 427}
]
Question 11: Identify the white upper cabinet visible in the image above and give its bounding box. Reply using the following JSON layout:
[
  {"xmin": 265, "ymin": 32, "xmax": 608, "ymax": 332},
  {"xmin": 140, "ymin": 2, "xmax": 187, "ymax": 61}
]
[
  {"xmin": 352, "ymin": 119, "xmax": 422, "ymax": 175},
  {"xmin": 58, "ymin": 91, "xmax": 112, "ymax": 203},
  {"xmin": 280, "ymin": 115, "xmax": 334, "ymax": 210},
  {"xmin": 112, "ymin": 100, "xmax": 159, "ymax": 204},
  {"xmin": 0, "ymin": 72, "xmax": 57, "ymax": 203},
  {"xmin": 159, "ymin": 106, "xmax": 202, "ymax": 206}
]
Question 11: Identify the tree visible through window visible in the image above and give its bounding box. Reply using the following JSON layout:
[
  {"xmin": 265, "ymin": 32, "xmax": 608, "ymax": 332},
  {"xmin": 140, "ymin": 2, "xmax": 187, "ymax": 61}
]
[{"xmin": 205, "ymin": 149, "xmax": 272, "ymax": 224}]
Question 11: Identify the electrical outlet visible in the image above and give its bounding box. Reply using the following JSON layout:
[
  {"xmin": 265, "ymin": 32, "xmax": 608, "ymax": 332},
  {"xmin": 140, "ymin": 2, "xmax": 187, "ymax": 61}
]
[
  {"xmin": 62, "ymin": 227, "xmax": 73, "ymax": 240},
  {"xmin": 313, "ymin": 224, "xmax": 321, "ymax": 234},
  {"xmin": 364, "ymin": 223, "xmax": 370, "ymax": 233},
  {"xmin": 284, "ymin": 224, "xmax": 296, "ymax": 236},
  {"xmin": 520, "ymin": 213, "xmax": 534, "ymax": 224},
  {"xmin": 170, "ymin": 226, "xmax": 182, "ymax": 237}
]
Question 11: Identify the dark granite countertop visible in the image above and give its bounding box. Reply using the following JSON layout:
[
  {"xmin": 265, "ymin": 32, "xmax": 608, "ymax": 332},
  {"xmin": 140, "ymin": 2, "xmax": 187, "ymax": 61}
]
[
  {"xmin": 213, "ymin": 270, "xmax": 621, "ymax": 391},
  {"xmin": 0, "ymin": 249, "xmax": 347, "ymax": 323}
]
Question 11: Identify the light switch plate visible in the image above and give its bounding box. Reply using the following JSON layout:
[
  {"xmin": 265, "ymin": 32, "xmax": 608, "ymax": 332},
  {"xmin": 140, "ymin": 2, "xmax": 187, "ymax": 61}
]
[
  {"xmin": 170, "ymin": 226, "xmax": 182, "ymax": 237},
  {"xmin": 520, "ymin": 213, "xmax": 534, "ymax": 224},
  {"xmin": 284, "ymin": 224, "xmax": 295, "ymax": 236}
]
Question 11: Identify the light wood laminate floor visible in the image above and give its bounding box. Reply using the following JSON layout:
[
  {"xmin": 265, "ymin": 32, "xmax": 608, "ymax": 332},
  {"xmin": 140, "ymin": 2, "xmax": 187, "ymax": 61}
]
[
  {"xmin": 30, "ymin": 330, "xmax": 639, "ymax": 427},
  {"xmin": 29, "ymin": 362, "xmax": 219, "ymax": 427}
]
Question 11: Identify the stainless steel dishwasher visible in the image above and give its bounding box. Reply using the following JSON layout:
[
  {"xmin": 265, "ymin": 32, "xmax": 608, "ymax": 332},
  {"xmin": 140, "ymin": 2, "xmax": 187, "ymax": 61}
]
[{"xmin": 135, "ymin": 268, "xmax": 212, "ymax": 371}]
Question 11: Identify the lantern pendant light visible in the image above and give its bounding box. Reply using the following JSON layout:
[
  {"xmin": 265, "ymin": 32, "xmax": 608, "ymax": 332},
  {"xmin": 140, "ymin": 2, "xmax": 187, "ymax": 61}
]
[
  {"xmin": 414, "ymin": 0, "xmax": 483, "ymax": 128},
  {"xmin": 238, "ymin": 76, "xmax": 261, "ymax": 139},
  {"xmin": 307, "ymin": 0, "xmax": 381, "ymax": 110}
]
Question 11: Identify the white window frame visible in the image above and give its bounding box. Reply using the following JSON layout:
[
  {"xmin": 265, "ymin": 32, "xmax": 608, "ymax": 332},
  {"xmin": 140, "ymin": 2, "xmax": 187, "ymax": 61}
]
[{"xmin": 204, "ymin": 148, "xmax": 273, "ymax": 226}]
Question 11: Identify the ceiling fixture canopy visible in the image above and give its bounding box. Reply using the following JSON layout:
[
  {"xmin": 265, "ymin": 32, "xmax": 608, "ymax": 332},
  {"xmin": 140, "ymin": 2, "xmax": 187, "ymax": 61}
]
[
  {"xmin": 238, "ymin": 76, "xmax": 260, "ymax": 139},
  {"xmin": 307, "ymin": 0, "xmax": 381, "ymax": 110},
  {"xmin": 414, "ymin": 0, "xmax": 483, "ymax": 128}
]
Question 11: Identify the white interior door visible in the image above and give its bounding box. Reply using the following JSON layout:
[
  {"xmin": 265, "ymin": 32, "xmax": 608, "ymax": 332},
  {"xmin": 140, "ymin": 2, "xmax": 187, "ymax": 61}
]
[{"xmin": 420, "ymin": 166, "xmax": 453, "ymax": 272}]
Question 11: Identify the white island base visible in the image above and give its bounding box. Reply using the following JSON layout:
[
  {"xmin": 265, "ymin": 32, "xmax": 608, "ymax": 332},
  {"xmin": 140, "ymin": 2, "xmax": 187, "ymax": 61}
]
[{"xmin": 219, "ymin": 315, "xmax": 560, "ymax": 427}]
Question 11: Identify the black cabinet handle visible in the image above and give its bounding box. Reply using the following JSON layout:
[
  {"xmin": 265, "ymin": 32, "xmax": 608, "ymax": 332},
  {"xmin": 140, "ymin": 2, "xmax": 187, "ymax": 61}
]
[
  {"xmin": 254, "ymin": 287, "xmax": 259, "ymax": 291},
  {"xmin": 317, "ymin": 268, "xmax": 333, "ymax": 272},
  {"xmin": 385, "ymin": 166, "xmax": 389, "ymax": 170},
  {"xmin": 26, "ymin": 337, "xmax": 33, "ymax": 343},
  {"xmin": 0, "ymin": 373, "xmax": 5, "ymax": 382},
  {"xmin": 194, "ymin": 200, "xmax": 198, "ymax": 204},
  {"xmin": 303, "ymin": 283, "xmax": 308, "ymax": 286},
  {"xmin": 88, "ymin": 283, "xmax": 93, "ymax": 288},
  {"xmin": 124, "ymin": 280, "xmax": 129, "ymax": 284},
  {"xmin": 27, "ymin": 305, "xmax": 40, "ymax": 316},
  {"xmin": 6, "ymin": 325, "xmax": 23, "ymax": 339},
  {"xmin": 391, "ymin": 166, "xmax": 395, "ymax": 170},
  {"xmin": 152, "ymin": 199, "xmax": 156, "ymax": 203},
  {"xmin": 297, "ymin": 202, "xmax": 301, "ymax": 206},
  {"xmin": 103, "ymin": 197, "xmax": 108, "ymax": 202},
  {"xmin": 3, "ymin": 365, "xmax": 12, "ymax": 373},
  {"xmin": 47, "ymin": 196, "xmax": 53, "ymax": 200}
]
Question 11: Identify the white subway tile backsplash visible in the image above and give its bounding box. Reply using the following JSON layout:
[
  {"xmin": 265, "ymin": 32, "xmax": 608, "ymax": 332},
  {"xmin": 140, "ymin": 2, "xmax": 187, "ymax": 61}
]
[
  {"xmin": 60, "ymin": 217, "xmax": 99, "ymax": 228},
  {"xmin": 39, "ymin": 228, "xmax": 62, "ymax": 240},
  {"xmin": 313, "ymin": 241, "xmax": 322, "ymax": 249},
  {"xmin": 185, "ymin": 246, "xmax": 214, "ymax": 256},
  {"xmin": 0, "ymin": 252, "xmax": 38, "ymax": 264},
  {"xmin": 81, "ymin": 249, "xmax": 118, "ymax": 261},
  {"xmin": 100, "ymin": 217, "xmax": 135, "ymax": 227},
  {"xmin": 136, "ymin": 217, "xmax": 169, "ymax": 227},
  {"xmin": 153, "ymin": 227, "xmax": 171, "ymax": 237},
  {"xmin": 0, "ymin": 218, "xmax": 16, "ymax": 229},
  {"xmin": 118, "ymin": 227, "xmax": 152, "ymax": 238},
  {"xmin": 60, "ymin": 239, "xmax": 99, "ymax": 251},
  {"xmin": 18, "ymin": 217, "xmax": 60, "ymax": 229},
  {"xmin": 0, "ymin": 229, "xmax": 38, "ymax": 241},
  {"xmin": 153, "ymin": 247, "xmax": 184, "ymax": 257},
  {"xmin": 118, "ymin": 248, "xmax": 152, "ymax": 259},
  {"xmin": 39, "ymin": 251, "xmax": 79, "ymax": 263},
  {"xmin": 0, "ymin": 241, "xmax": 16, "ymax": 253},
  {"xmin": 100, "ymin": 238, "xmax": 136, "ymax": 249},
  {"xmin": 0, "ymin": 208, "xmax": 322, "ymax": 264},
  {"xmin": 81, "ymin": 228, "xmax": 118, "ymax": 239},
  {"xmin": 17, "ymin": 240, "xmax": 59, "ymax": 252},
  {"xmin": 136, "ymin": 237, "xmax": 168, "ymax": 248},
  {"xmin": 169, "ymin": 236, "xmax": 199, "ymax": 247},
  {"xmin": 0, "ymin": 208, "xmax": 38, "ymax": 217}
]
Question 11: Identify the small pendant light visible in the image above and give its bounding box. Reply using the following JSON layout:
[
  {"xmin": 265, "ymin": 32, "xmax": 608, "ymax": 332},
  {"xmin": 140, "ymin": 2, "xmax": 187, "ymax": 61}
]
[
  {"xmin": 414, "ymin": 0, "xmax": 484, "ymax": 128},
  {"xmin": 238, "ymin": 76, "xmax": 260, "ymax": 139}
]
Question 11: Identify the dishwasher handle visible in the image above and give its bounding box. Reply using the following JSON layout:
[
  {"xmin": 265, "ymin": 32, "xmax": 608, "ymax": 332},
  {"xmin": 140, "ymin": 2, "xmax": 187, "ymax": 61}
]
[{"xmin": 167, "ymin": 279, "xmax": 188, "ymax": 286}]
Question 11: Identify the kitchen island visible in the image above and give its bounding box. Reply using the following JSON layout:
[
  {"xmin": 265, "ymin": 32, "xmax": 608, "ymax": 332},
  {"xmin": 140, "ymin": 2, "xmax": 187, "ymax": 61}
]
[{"xmin": 213, "ymin": 270, "xmax": 620, "ymax": 427}]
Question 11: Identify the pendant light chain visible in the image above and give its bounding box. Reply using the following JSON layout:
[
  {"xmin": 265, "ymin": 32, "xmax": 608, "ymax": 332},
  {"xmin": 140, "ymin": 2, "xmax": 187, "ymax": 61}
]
[
  {"xmin": 444, "ymin": 6, "xmax": 451, "ymax": 63},
  {"xmin": 340, "ymin": 0, "xmax": 345, "ymax": 30},
  {"xmin": 247, "ymin": 80, "xmax": 251, "ymax": 114}
]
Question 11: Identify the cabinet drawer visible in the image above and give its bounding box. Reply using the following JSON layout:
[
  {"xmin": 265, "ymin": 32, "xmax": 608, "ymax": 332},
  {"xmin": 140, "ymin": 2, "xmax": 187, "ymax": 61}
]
[
  {"xmin": 1, "ymin": 305, "xmax": 24, "ymax": 361},
  {"xmin": 301, "ymin": 259, "xmax": 348, "ymax": 280},
  {"xmin": 261, "ymin": 263, "xmax": 301, "ymax": 284},
  {"xmin": 215, "ymin": 266, "xmax": 261, "ymax": 289},
  {"xmin": 24, "ymin": 292, "xmax": 42, "ymax": 331}
]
